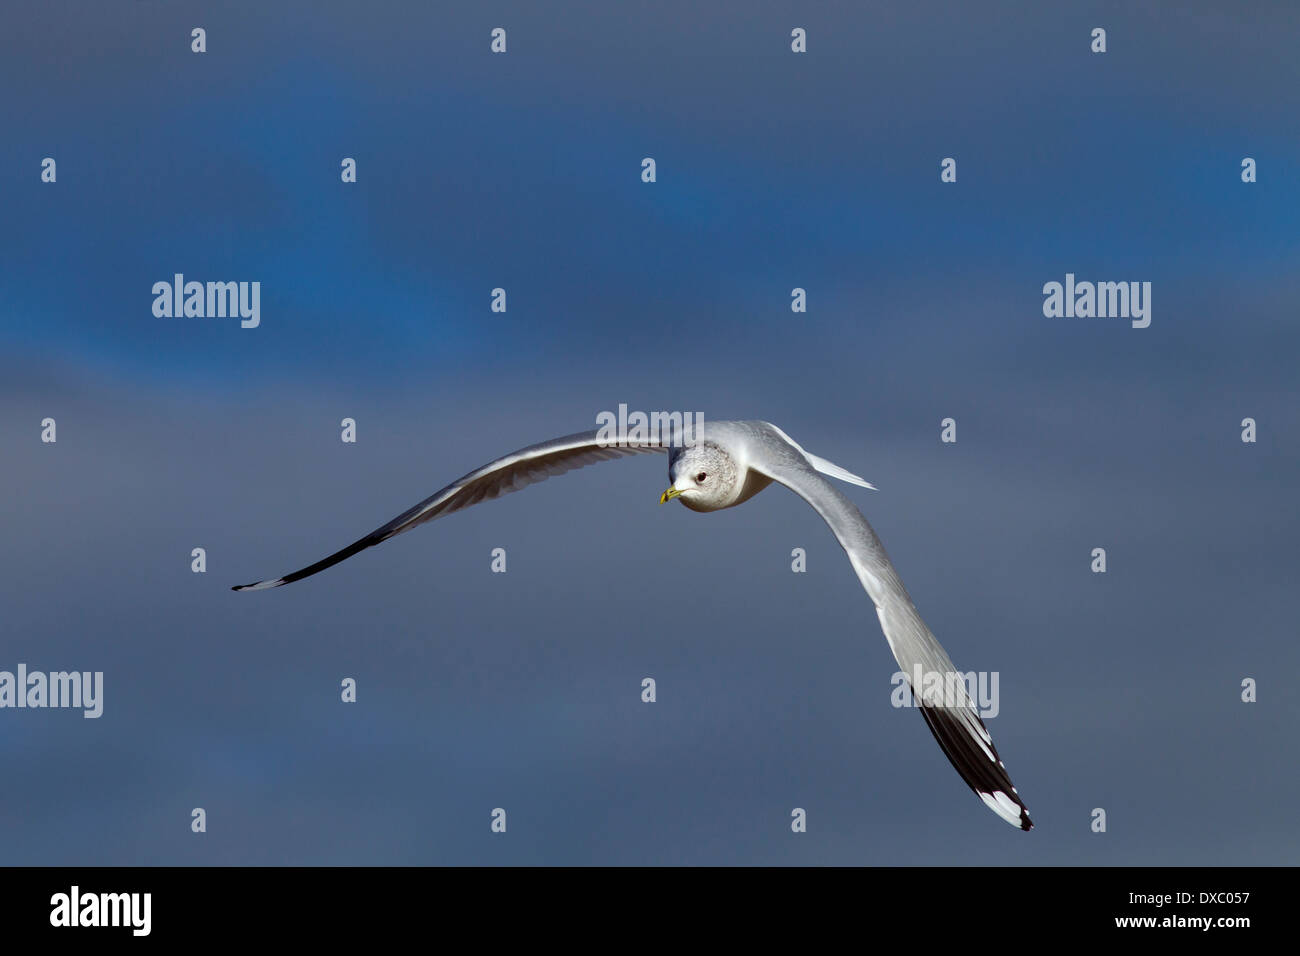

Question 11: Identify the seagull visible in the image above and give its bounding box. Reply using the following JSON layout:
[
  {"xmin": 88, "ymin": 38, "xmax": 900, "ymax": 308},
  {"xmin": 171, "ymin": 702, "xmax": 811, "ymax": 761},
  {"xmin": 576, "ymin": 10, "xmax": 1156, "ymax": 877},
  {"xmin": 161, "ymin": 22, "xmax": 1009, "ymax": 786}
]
[{"xmin": 234, "ymin": 419, "xmax": 1033, "ymax": 830}]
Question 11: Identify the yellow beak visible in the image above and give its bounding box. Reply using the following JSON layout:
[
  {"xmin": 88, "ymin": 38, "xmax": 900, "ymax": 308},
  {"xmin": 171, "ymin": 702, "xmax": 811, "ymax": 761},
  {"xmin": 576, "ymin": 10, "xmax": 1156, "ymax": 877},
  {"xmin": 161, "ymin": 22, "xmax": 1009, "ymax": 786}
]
[{"xmin": 660, "ymin": 486, "xmax": 683, "ymax": 504}]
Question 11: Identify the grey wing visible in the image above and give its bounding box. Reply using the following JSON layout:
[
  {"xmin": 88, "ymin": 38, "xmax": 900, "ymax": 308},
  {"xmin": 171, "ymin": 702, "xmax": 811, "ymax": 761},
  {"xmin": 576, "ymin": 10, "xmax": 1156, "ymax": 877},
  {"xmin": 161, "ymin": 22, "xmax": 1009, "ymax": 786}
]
[
  {"xmin": 233, "ymin": 430, "xmax": 666, "ymax": 591},
  {"xmin": 752, "ymin": 449, "xmax": 1033, "ymax": 831}
]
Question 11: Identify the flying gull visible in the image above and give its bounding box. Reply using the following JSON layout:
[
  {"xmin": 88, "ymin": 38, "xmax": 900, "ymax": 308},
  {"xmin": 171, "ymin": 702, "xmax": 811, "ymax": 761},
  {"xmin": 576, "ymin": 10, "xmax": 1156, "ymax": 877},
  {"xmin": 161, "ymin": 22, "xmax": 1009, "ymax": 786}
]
[{"xmin": 234, "ymin": 420, "xmax": 1033, "ymax": 830}]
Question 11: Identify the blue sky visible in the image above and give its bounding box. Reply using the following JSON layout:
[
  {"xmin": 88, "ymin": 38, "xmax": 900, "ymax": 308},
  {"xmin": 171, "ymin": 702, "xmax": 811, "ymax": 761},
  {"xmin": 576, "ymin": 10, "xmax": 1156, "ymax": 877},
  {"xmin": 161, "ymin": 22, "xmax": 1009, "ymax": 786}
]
[{"xmin": 1, "ymin": 1, "xmax": 1298, "ymax": 864}]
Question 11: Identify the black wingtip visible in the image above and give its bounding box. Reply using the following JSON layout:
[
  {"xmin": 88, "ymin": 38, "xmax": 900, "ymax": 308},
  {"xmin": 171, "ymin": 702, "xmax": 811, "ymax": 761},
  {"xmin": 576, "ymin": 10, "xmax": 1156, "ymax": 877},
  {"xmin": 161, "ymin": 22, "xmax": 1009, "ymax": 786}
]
[{"xmin": 916, "ymin": 701, "xmax": 1035, "ymax": 831}]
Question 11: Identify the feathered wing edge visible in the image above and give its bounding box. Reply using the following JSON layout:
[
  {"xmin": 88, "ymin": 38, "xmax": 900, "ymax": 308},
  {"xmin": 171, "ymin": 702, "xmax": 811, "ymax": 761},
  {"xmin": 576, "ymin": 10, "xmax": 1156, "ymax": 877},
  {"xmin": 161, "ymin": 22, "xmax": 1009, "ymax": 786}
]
[
  {"xmin": 232, "ymin": 430, "xmax": 666, "ymax": 590},
  {"xmin": 751, "ymin": 432, "xmax": 1033, "ymax": 830}
]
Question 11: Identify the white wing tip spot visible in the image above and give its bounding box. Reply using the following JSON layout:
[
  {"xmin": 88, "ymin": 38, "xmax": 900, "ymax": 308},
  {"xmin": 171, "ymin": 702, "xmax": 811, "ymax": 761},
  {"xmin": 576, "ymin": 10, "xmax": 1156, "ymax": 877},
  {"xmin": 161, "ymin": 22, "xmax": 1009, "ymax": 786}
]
[{"xmin": 979, "ymin": 790, "xmax": 1030, "ymax": 829}]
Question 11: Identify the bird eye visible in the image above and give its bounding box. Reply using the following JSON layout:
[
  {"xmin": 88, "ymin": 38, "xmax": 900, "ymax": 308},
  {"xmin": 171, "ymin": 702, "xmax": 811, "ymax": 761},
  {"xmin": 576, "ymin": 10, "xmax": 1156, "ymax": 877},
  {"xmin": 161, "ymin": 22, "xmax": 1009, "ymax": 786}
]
[{"xmin": 696, "ymin": 472, "xmax": 707, "ymax": 482}]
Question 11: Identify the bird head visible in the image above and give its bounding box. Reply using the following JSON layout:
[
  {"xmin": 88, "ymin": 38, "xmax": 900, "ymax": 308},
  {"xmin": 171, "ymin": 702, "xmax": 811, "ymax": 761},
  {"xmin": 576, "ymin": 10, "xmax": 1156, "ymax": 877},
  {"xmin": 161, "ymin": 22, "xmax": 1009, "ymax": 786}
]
[{"xmin": 661, "ymin": 442, "xmax": 740, "ymax": 512}]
